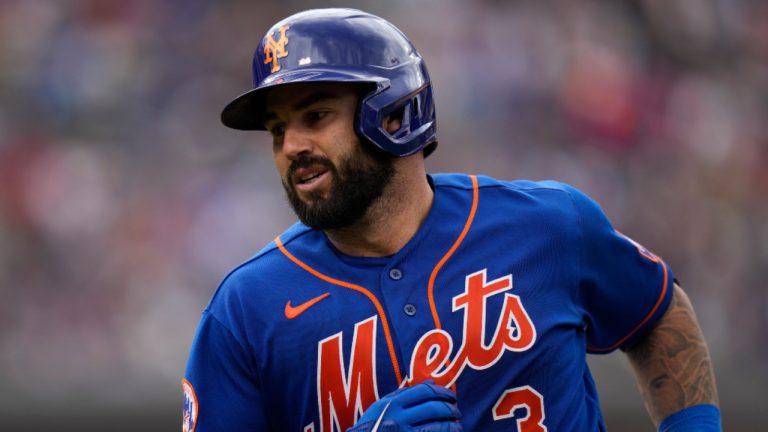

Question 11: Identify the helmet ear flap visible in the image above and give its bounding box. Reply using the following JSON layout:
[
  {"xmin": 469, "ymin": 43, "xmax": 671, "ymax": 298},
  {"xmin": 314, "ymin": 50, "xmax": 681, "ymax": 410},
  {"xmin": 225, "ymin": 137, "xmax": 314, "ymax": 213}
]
[
  {"xmin": 383, "ymin": 104, "xmax": 408, "ymax": 138},
  {"xmin": 358, "ymin": 83, "xmax": 436, "ymax": 157},
  {"xmin": 386, "ymin": 96, "xmax": 425, "ymax": 140}
]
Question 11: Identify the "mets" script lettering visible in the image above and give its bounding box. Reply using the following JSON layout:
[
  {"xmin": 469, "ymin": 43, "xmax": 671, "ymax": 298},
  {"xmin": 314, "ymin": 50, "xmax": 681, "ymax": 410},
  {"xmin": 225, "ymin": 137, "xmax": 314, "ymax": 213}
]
[
  {"xmin": 408, "ymin": 269, "xmax": 536, "ymax": 387},
  {"xmin": 312, "ymin": 268, "xmax": 537, "ymax": 431},
  {"xmin": 316, "ymin": 316, "xmax": 379, "ymax": 432}
]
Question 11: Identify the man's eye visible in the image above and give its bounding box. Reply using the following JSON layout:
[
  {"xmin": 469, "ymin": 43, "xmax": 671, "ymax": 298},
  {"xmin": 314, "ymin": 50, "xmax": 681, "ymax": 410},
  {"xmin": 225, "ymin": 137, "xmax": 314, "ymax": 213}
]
[
  {"xmin": 308, "ymin": 111, "xmax": 328, "ymax": 123},
  {"xmin": 269, "ymin": 124, "xmax": 285, "ymax": 136}
]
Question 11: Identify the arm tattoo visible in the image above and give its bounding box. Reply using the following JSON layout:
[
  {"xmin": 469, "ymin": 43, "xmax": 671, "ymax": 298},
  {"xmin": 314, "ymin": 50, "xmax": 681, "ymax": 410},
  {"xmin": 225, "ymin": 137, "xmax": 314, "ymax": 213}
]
[{"xmin": 625, "ymin": 284, "xmax": 719, "ymax": 426}]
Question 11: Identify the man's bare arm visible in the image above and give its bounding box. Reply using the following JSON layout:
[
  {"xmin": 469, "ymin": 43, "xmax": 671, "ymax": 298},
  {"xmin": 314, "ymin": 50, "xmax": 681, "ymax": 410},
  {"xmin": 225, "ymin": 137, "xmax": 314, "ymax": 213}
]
[{"xmin": 625, "ymin": 283, "xmax": 719, "ymax": 427}]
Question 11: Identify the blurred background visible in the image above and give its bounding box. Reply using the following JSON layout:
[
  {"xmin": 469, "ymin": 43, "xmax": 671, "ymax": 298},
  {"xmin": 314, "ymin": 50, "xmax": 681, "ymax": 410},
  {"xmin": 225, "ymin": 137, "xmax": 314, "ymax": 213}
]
[{"xmin": 1, "ymin": 0, "xmax": 766, "ymax": 430}]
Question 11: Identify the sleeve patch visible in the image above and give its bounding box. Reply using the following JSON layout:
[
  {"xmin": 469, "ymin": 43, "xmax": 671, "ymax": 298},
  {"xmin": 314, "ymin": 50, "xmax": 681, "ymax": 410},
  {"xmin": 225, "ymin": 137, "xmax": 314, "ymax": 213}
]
[
  {"xmin": 616, "ymin": 230, "xmax": 661, "ymax": 263},
  {"xmin": 182, "ymin": 378, "xmax": 198, "ymax": 432}
]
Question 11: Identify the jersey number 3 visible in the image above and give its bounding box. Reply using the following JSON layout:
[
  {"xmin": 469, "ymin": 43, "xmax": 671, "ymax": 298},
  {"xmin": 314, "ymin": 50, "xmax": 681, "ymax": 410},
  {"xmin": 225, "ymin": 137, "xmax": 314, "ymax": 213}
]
[{"xmin": 492, "ymin": 385, "xmax": 547, "ymax": 432}]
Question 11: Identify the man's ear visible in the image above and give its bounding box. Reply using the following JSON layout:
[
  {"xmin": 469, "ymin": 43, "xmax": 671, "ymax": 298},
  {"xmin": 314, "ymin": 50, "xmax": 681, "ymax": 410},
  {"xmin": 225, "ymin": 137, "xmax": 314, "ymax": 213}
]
[{"xmin": 383, "ymin": 107, "xmax": 404, "ymax": 134}]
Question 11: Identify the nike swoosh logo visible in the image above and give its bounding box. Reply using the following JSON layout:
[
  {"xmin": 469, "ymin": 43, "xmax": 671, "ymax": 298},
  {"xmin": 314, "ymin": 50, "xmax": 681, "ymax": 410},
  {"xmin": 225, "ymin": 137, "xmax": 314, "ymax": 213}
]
[
  {"xmin": 284, "ymin": 292, "xmax": 330, "ymax": 319},
  {"xmin": 371, "ymin": 400, "xmax": 391, "ymax": 432}
]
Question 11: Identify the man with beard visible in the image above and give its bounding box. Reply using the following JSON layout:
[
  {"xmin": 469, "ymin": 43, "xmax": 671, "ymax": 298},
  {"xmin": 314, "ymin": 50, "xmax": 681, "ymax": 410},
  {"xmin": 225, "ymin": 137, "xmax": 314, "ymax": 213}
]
[
  {"xmin": 273, "ymin": 84, "xmax": 398, "ymax": 233},
  {"xmin": 183, "ymin": 8, "xmax": 720, "ymax": 432}
]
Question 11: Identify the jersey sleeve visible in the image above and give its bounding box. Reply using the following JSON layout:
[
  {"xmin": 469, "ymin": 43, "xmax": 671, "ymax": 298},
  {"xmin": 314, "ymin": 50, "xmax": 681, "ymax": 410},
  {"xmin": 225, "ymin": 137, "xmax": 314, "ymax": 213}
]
[
  {"xmin": 183, "ymin": 311, "xmax": 267, "ymax": 431},
  {"xmin": 562, "ymin": 184, "xmax": 674, "ymax": 353}
]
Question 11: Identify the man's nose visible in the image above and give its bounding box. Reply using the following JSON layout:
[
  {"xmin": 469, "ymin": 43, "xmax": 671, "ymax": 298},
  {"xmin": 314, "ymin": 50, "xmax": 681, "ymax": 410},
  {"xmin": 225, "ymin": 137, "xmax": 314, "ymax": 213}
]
[{"xmin": 281, "ymin": 126, "xmax": 313, "ymax": 160}]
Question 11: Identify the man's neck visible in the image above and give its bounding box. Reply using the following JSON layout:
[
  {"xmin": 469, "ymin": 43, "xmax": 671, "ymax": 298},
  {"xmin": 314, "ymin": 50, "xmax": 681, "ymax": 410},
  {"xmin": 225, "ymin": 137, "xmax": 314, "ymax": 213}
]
[{"xmin": 324, "ymin": 165, "xmax": 433, "ymax": 257}]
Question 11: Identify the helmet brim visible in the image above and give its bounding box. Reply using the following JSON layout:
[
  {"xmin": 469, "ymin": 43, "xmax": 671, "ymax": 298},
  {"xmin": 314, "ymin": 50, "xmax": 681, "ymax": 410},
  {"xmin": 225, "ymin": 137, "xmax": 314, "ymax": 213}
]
[{"xmin": 220, "ymin": 69, "xmax": 385, "ymax": 131}]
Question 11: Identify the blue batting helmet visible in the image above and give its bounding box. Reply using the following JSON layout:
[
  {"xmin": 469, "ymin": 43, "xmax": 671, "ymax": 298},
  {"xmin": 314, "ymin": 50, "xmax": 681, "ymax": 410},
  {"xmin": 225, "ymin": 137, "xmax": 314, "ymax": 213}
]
[{"xmin": 220, "ymin": 8, "xmax": 437, "ymax": 157}]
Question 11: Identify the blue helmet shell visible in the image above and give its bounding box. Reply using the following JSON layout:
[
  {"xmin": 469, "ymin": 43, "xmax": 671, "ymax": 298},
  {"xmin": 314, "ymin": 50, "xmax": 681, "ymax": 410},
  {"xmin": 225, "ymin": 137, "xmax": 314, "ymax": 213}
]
[{"xmin": 220, "ymin": 8, "xmax": 437, "ymax": 157}]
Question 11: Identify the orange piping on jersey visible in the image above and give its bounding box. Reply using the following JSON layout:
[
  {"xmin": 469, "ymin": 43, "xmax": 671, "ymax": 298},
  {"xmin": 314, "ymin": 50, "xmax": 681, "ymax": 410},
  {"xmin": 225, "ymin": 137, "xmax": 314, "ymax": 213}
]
[
  {"xmin": 588, "ymin": 259, "xmax": 670, "ymax": 353},
  {"xmin": 275, "ymin": 236, "xmax": 403, "ymax": 384},
  {"xmin": 428, "ymin": 174, "xmax": 479, "ymax": 330}
]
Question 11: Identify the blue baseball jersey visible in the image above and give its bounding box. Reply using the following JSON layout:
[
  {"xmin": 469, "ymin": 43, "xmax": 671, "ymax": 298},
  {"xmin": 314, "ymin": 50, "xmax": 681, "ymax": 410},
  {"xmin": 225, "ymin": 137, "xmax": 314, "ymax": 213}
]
[{"xmin": 183, "ymin": 173, "xmax": 673, "ymax": 431}]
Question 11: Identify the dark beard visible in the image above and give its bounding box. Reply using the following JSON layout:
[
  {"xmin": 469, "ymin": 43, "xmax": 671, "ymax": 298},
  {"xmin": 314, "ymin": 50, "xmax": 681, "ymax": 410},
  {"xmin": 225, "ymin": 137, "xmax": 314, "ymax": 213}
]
[{"xmin": 282, "ymin": 143, "xmax": 394, "ymax": 230}]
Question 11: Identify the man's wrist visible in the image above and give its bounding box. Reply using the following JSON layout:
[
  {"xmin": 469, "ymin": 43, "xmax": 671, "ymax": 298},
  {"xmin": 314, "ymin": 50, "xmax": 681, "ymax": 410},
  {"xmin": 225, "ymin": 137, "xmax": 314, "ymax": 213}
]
[{"xmin": 659, "ymin": 404, "xmax": 721, "ymax": 432}]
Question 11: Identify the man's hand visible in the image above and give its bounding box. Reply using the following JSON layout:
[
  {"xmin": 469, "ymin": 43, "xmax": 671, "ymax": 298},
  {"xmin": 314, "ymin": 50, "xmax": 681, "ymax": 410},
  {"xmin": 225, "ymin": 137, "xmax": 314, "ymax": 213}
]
[{"xmin": 347, "ymin": 381, "xmax": 462, "ymax": 432}]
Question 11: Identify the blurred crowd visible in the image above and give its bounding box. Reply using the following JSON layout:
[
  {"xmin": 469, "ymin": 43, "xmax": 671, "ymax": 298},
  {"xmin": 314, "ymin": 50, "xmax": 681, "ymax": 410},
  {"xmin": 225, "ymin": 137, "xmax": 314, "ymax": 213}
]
[{"xmin": 0, "ymin": 0, "xmax": 766, "ymax": 423}]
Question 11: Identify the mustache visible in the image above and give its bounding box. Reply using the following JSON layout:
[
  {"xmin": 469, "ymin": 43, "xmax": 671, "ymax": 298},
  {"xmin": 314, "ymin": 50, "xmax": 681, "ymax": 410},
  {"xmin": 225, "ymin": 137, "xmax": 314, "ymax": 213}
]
[{"xmin": 287, "ymin": 154, "xmax": 334, "ymax": 181}]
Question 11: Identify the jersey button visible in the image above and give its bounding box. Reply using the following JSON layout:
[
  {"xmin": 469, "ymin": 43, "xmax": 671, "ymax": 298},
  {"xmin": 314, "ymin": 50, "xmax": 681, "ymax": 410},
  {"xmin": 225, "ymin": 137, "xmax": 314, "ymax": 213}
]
[
  {"xmin": 389, "ymin": 268, "xmax": 403, "ymax": 280},
  {"xmin": 404, "ymin": 303, "xmax": 417, "ymax": 316}
]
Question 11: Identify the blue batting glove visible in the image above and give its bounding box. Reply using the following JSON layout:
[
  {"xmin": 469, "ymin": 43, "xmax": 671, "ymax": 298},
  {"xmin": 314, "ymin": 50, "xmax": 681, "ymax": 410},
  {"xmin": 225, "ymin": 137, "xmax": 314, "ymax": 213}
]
[{"xmin": 347, "ymin": 381, "xmax": 462, "ymax": 432}]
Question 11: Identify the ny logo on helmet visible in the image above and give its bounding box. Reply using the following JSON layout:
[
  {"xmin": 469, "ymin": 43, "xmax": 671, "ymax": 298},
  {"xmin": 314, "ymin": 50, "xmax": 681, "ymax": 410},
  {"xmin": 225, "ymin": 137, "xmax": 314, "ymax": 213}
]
[{"xmin": 263, "ymin": 25, "xmax": 290, "ymax": 73}]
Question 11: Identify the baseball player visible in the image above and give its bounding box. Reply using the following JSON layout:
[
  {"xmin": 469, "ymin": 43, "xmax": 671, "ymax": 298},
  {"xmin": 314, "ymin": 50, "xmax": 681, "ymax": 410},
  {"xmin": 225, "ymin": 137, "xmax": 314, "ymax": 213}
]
[{"xmin": 183, "ymin": 8, "xmax": 721, "ymax": 431}]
